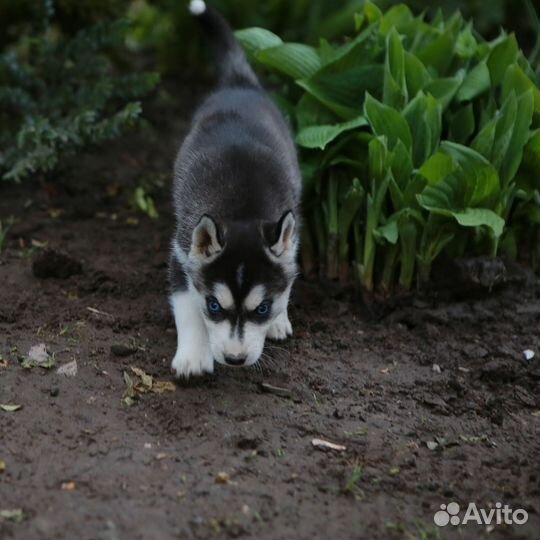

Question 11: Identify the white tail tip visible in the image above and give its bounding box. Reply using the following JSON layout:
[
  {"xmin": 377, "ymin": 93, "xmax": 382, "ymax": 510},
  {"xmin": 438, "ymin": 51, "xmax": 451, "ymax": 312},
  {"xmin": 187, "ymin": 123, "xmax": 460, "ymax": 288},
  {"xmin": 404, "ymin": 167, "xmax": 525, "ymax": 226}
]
[{"xmin": 189, "ymin": 0, "xmax": 206, "ymax": 15}]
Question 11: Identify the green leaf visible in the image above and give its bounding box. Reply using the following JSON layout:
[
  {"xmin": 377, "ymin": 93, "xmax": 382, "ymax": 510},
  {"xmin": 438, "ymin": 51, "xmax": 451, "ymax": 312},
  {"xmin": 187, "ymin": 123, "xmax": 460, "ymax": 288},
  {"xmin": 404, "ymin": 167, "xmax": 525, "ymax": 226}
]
[
  {"xmin": 456, "ymin": 61, "xmax": 491, "ymax": 102},
  {"xmin": 452, "ymin": 209, "xmax": 505, "ymax": 237},
  {"xmin": 439, "ymin": 142, "xmax": 501, "ymax": 207},
  {"xmin": 379, "ymin": 5, "xmax": 414, "ymax": 36},
  {"xmin": 416, "ymin": 23, "xmax": 458, "ymax": 75},
  {"xmin": 472, "ymin": 117, "xmax": 497, "ymax": 160},
  {"xmin": 418, "ymin": 153, "xmax": 456, "ymax": 185},
  {"xmin": 295, "ymin": 94, "xmax": 339, "ymax": 130},
  {"xmin": 502, "ymin": 64, "xmax": 540, "ymax": 113},
  {"xmin": 383, "ymin": 28, "xmax": 408, "ymax": 109},
  {"xmin": 403, "ymin": 92, "xmax": 442, "ymax": 167},
  {"xmin": 417, "ymin": 142, "xmax": 503, "ymax": 237},
  {"xmin": 487, "ymin": 33, "xmax": 518, "ymax": 86},
  {"xmin": 235, "ymin": 27, "xmax": 283, "ymax": 56},
  {"xmin": 298, "ymin": 65, "xmax": 384, "ymax": 119},
  {"xmin": 320, "ymin": 24, "xmax": 380, "ymax": 72},
  {"xmin": 500, "ymin": 89, "xmax": 535, "ymax": 186},
  {"xmin": 368, "ymin": 136, "xmax": 388, "ymax": 183},
  {"xmin": 296, "ymin": 116, "xmax": 367, "ymax": 149},
  {"xmin": 390, "ymin": 139, "xmax": 414, "ymax": 189},
  {"xmin": 424, "ymin": 76, "xmax": 463, "ymax": 110},
  {"xmin": 364, "ymin": 93, "xmax": 412, "ymax": 152},
  {"xmin": 256, "ymin": 43, "xmax": 321, "ymax": 80},
  {"xmin": 404, "ymin": 52, "xmax": 431, "ymax": 97},
  {"xmin": 375, "ymin": 220, "xmax": 399, "ymax": 244}
]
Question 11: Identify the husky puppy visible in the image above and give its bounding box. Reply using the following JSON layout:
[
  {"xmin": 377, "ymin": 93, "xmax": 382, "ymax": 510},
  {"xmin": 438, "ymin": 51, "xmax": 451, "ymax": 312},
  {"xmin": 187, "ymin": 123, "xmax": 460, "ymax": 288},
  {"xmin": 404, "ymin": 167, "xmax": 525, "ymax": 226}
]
[{"xmin": 169, "ymin": 0, "xmax": 302, "ymax": 377}]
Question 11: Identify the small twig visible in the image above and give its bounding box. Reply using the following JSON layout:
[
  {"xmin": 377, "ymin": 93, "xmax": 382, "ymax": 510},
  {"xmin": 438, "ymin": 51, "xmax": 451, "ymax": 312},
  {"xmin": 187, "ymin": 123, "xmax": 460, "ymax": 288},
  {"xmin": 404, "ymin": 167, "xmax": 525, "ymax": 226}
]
[{"xmin": 86, "ymin": 306, "xmax": 115, "ymax": 319}]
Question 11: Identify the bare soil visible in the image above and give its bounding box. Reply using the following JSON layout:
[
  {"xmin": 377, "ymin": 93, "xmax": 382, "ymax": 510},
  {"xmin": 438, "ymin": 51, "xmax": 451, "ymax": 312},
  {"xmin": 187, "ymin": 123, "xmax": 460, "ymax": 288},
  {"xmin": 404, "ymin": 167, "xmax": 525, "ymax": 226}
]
[{"xmin": 1, "ymin": 84, "xmax": 539, "ymax": 540}]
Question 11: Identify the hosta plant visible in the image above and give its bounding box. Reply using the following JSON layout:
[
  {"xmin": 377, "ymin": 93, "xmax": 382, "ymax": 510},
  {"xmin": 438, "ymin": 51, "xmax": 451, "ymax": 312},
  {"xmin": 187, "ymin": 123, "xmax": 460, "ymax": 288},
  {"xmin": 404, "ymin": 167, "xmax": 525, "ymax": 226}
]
[{"xmin": 236, "ymin": 2, "xmax": 540, "ymax": 295}]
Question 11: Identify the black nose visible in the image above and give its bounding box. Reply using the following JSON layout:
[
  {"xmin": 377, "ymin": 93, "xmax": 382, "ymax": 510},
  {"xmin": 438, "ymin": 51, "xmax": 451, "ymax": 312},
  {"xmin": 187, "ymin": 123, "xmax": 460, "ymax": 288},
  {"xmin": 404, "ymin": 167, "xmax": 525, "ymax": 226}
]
[{"xmin": 224, "ymin": 355, "xmax": 246, "ymax": 366}]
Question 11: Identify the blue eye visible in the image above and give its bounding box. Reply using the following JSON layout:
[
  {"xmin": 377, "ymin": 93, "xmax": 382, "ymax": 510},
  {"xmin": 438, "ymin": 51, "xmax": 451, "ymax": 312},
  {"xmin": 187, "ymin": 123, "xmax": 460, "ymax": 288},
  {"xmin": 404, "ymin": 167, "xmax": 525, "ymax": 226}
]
[
  {"xmin": 207, "ymin": 297, "xmax": 223, "ymax": 314},
  {"xmin": 255, "ymin": 301, "xmax": 271, "ymax": 317}
]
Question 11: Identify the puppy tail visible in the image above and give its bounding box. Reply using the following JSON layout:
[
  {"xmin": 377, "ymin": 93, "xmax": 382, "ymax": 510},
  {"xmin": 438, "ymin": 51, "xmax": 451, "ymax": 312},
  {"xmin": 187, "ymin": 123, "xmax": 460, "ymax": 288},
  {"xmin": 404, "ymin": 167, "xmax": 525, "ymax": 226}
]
[{"xmin": 189, "ymin": 1, "xmax": 260, "ymax": 88}]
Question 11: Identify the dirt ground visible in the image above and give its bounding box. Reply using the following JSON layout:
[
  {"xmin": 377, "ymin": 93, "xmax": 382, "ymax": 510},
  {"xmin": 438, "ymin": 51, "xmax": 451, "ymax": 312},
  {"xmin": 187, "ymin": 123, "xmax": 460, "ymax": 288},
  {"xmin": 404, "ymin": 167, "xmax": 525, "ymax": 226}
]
[{"xmin": 1, "ymin": 84, "xmax": 539, "ymax": 540}]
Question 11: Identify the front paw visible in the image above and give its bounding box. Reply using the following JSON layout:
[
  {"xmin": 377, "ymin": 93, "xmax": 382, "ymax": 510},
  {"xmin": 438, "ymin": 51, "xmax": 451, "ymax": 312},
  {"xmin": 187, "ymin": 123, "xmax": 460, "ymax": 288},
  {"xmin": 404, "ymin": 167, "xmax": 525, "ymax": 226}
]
[
  {"xmin": 267, "ymin": 312, "xmax": 293, "ymax": 341},
  {"xmin": 171, "ymin": 345, "xmax": 214, "ymax": 378}
]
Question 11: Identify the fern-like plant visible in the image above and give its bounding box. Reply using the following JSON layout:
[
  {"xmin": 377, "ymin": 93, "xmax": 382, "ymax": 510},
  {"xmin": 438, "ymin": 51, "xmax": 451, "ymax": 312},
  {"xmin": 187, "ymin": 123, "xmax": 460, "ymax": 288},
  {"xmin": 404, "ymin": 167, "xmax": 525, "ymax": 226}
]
[{"xmin": 0, "ymin": 0, "xmax": 159, "ymax": 182}]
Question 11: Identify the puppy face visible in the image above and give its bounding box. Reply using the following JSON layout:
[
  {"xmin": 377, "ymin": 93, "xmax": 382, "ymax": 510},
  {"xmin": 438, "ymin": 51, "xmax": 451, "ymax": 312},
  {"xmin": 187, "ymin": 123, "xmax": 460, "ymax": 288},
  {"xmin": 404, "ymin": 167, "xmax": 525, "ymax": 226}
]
[{"xmin": 185, "ymin": 212, "xmax": 297, "ymax": 366}]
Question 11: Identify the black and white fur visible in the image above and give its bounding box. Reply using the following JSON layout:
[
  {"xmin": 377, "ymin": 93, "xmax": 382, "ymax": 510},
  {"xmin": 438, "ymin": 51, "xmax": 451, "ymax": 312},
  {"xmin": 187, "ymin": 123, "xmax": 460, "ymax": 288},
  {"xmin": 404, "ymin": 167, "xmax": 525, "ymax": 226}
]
[{"xmin": 169, "ymin": 0, "xmax": 302, "ymax": 377}]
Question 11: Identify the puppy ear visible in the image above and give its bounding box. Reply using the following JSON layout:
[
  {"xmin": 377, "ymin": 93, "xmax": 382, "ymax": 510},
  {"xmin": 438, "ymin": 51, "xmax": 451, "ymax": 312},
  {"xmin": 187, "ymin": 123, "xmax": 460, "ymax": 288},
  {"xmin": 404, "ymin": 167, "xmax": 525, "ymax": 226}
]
[
  {"xmin": 263, "ymin": 210, "xmax": 297, "ymax": 259},
  {"xmin": 189, "ymin": 215, "xmax": 223, "ymax": 261}
]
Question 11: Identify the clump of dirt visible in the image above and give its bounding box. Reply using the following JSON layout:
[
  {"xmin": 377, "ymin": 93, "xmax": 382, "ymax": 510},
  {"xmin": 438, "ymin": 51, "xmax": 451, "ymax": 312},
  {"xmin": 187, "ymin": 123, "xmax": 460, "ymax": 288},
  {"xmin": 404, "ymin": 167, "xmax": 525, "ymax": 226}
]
[
  {"xmin": 1, "ymin": 84, "xmax": 539, "ymax": 540},
  {"xmin": 32, "ymin": 249, "xmax": 83, "ymax": 279}
]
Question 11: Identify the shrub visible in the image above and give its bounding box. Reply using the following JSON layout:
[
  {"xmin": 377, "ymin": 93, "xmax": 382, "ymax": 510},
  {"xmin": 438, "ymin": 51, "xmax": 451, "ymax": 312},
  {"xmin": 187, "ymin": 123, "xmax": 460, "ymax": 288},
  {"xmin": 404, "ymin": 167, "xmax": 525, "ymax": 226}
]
[
  {"xmin": 236, "ymin": 2, "xmax": 540, "ymax": 295},
  {"xmin": 0, "ymin": 0, "xmax": 159, "ymax": 182}
]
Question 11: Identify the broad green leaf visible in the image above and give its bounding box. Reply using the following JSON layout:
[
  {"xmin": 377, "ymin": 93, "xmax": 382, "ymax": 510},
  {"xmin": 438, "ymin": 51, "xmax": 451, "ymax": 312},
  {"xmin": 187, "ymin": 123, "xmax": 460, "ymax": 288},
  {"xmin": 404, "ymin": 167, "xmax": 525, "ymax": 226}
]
[
  {"xmin": 256, "ymin": 43, "xmax": 321, "ymax": 80},
  {"xmin": 298, "ymin": 65, "xmax": 384, "ymax": 119},
  {"xmin": 355, "ymin": 1, "xmax": 383, "ymax": 31},
  {"xmin": 295, "ymin": 94, "xmax": 339, "ymax": 130},
  {"xmin": 390, "ymin": 139, "xmax": 413, "ymax": 189},
  {"xmin": 456, "ymin": 61, "xmax": 491, "ymax": 102},
  {"xmin": 379, "ymin": 4, "xmax": 414, "ymax": 36},
  {"xmin": 320, "ymin": 24, "xmax": 380, "ymax": 72},
  {"xmin": 418, "ymin": 178, "xmax": 504, "ymax": 237},
  {"xmin": 375, "ymin": 220, "xmax": 398, "ymax": 244},
  {"xmin": 487, "ymin": 33, "xmax": 518, "ymax": 86},
  {"xmin": 472, "ymin": 117, "xmax": 497, "ymax": 159},
  {"xmin": 416, "ymin": 24, "xmax": 456, "ymax": 75},
  {"xmin": 369, "ymin": 136, "xmax": 388, "ymax": 183},
  {"xmin": 452, "ymin": 209, "xmax": 505, "ymax": 237},
  {"xmin": 424, "ymin": 76, "xmax": 463, "ymax": 110},
  {"xmin": 439, "ymin": 142, "xmax": 501, "ymax": 206},
  {"xmin": 404, "ymin": 52, "xmax": 431, "ymax": 97},
  {"xmin": 235, "ymin": 27, "xmax": 283, "ymax": 56},
  {"xmin": 296, "ymin": 116, "xmax": 367, "ymax": 149},
  {"xmin": 383, "ymin": 28, "xmax": 408, "ymax": 110},
  {"xmin": 491, "ymin": 92, "xmax": 517, "ymax": 173},
  {"xmin": 502, "ymin": 64, "xmax": 540, "ymax": 112},
  {"xmin": 364, "ymin": 93, "xmax": 412, "ymax": 151},
  {"xmin": 500, "ymin": 89, "xmax": 535, "ymax": 186},
  {"xmin": 403, "ymin": 92, "xmax": 442, "ymax": 167},
  {"xmin": 418, "ymin": 153, "xmax": 456, "ymax": 185}
]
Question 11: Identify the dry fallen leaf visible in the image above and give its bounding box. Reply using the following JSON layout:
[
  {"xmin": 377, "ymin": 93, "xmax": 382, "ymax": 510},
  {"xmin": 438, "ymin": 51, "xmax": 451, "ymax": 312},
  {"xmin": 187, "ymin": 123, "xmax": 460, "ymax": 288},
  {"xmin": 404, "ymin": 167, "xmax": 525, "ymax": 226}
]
[
  {"xmin": 312, "ymin": 438, "xmax": 346, "ymax": 452},
  {"xmin": 21, "ymin": 343, "xmax": 56, "ymax": 369},
  {"xmin": 57, "ymin": 360, "xmax": 77, "ymax": 377},
  {"xmin": 0, "ymin": 509, "xmax": 24, "ymax": 523},
  {"xmin": 0, "ymin": 404, "xmax": 22, "ymax": 412},
  {"xmin": 151, "ymin": 381, "xmax": 176, "ymax": 393},
  {"xmin": 61, "ymin": 481, "xmax": 76, "ymax": 491},
  {"xmin": 131, "ymin": 366, "xmax": 153, "ymax": 391},
  {"xmin": 28, "ymin": 343, "xmax": 48, "ymax": 362},
  {"xmin": 215, "ymin": 472, "xmax": 230, "ymax": 484}
]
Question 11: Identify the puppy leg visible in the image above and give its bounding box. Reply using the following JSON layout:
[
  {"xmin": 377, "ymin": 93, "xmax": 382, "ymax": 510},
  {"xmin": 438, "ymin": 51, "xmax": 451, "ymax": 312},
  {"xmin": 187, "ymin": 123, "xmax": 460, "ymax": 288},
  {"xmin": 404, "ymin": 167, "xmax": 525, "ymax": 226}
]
[
  {"xmin": 170, "ymin": 290, "xmax": 214, "ymax": 378},
  {"xmin": 267, "ymin": 310, "xmax": 293, "ymax": 341}
]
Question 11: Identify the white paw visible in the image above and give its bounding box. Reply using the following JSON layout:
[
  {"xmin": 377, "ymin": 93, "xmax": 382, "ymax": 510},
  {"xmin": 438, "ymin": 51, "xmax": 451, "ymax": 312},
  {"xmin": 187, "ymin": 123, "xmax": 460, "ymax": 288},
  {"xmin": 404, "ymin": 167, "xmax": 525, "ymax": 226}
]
[
  {"xmin": 267, "ymin": 312, "xmax": 293, "ymax": 341},
  {"xmin": 171, "ymin": 345, "xmax": 214, "ymax": 379}
]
